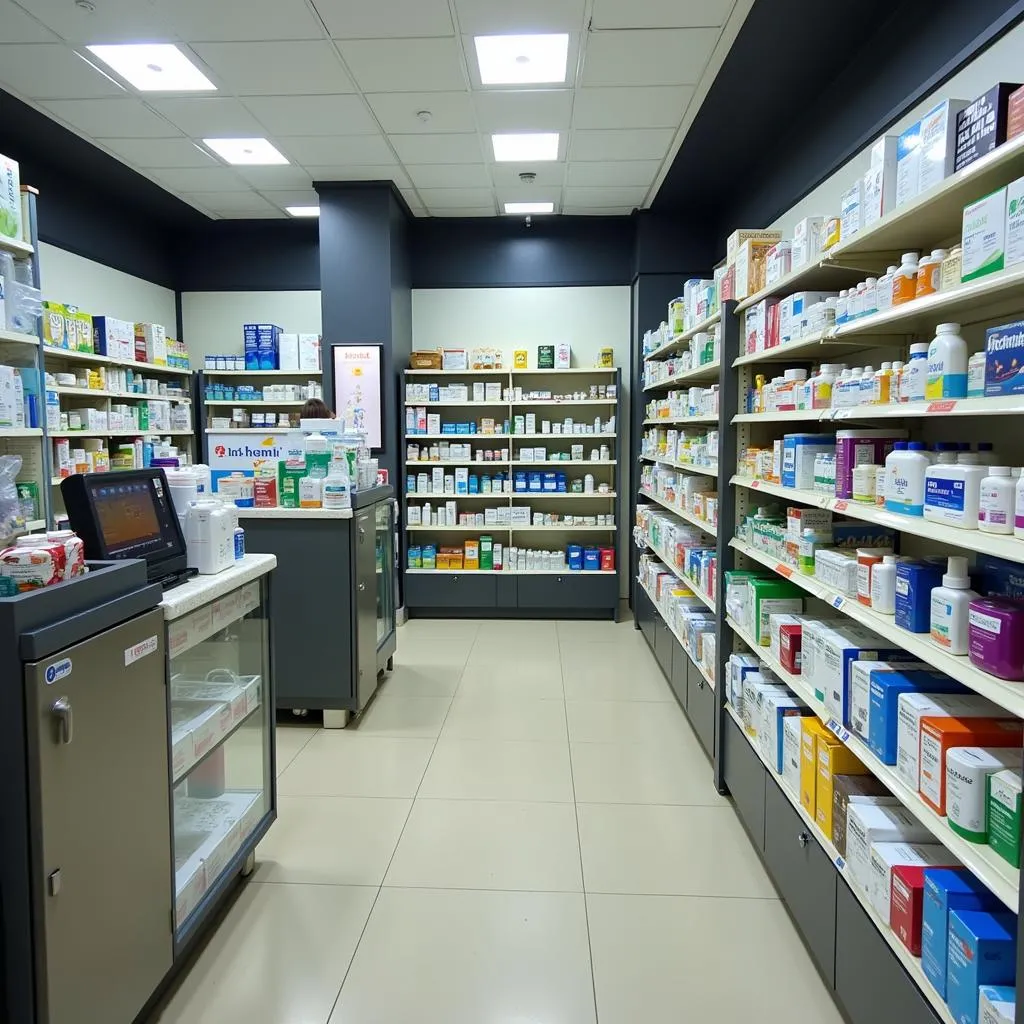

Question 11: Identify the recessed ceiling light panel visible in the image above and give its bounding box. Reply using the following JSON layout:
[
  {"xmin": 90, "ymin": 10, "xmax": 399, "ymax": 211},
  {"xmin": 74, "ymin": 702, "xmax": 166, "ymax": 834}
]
[
  {"xmin": 492, "ymin": 133, "xmax": 559, "ymax": 162},
  {"xmin": 286, "ymin": 206, "xmax": 320, "ymax": 217},
  {"xmin": 203, "ymin": 138, "xmax": 289, "ymax": 166},
  {"xmin": 474, "ymin": 34, "xmax": 569, "ymax": 85},
  {"xmin": 85, "ymin": 44, "xmax": 215, "ymax": 92},
  {"xmin": 504, "ymin": 202, "xmax": 555, "ymax": 214}
]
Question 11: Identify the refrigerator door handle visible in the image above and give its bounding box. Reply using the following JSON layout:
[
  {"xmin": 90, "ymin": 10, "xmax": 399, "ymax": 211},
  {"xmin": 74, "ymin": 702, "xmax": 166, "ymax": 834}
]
[{"xmin": 52, "ymin": 696, "xmax": 73, "ymax": 744}]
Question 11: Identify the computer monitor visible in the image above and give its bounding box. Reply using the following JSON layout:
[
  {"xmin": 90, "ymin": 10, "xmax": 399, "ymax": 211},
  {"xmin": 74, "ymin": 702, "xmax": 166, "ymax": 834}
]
[{"xmin": 62, "ymin": 469, "xmax": 190, "ymax": 584}]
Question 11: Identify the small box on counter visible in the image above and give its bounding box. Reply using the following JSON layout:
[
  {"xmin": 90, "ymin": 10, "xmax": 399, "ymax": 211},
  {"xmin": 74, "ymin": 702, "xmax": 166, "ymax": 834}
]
[{"xmin": 955, "ymin": 82, "xmax": 1023, "ymax": 172}]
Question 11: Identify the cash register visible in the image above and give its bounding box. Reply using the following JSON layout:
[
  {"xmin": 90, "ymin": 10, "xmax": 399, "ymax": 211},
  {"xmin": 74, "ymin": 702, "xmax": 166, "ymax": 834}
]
[{"xmin": 62, "ymin": 468, "xmax": 197, "ymax": 588}]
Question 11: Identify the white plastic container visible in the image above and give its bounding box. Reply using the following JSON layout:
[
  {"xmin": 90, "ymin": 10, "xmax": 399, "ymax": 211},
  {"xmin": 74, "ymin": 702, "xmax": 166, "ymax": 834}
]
[
  {"xmin": 979, "ymin": 466, "xmax": 1015, "ymax": 535},
  {"xmin": 924, "ymin": 452, "xmax": 986, "ymax": 529},
  {"xmin": 876, "ymin": 266, "xmax": 898, "ymax": 312},
  {"xmin": 811, "ymin": 364, "xmax": 842, "ymax": 409},
  {"xmin": 322, "ymin": 463, "xmax": 352, "ymax": 510},
  {"xmin": 874, "ymin": 465, "xmax": 887, "ymax": 506},
  {"xmin": 859, "ymin": 365, "xmax": 875, "ymax": 403},
  {"xmin": 872, "ymin": 363, "xmax": 894, "ymax": 404},
  {"xmin": 885, "ymin": 441, "xmax": 929, "ymax": 516},
  {"xmin": 902, "ymin": 343, "xmax": 929, "ymax": 402},
  {"xmin": 185, "ymin": 500, "xmax": 234, "ymax": 575},
  {"xmin": 852, "ymin": 464, "xmax": 878, "ymax": 503},
  {"xmin": 1015, "ymin": 474, "xmax": 1024, "ymax": 538},
  {"xmin": 929, "ymin": 556, "xmax": 979, "ymax": 655},
  {"xmin": 890, "ymin": 360, "xmax": 905, "ymax": 404},
  {"xmin": 165, "ymin": 467, "xmax": 199, "ymax": 519},
  {"xmin": 892, "ymin": 252, "xmax": 920, "ymax": 304},
  {"xmin": 835, "ymin": 290, "xmax": 849, "ymax": 323},
  {"xmin": 870, "ymin": 555, "xmax": 898, "ymax": 614},
  {"xmin": 925, "ymin": 323, "xmax": 968, "ymax": 400}
]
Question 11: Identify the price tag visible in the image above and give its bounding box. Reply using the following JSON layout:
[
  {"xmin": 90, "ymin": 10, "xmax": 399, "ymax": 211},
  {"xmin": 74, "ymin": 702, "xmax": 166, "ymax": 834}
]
[
  {"xmin": 834, "ymin": 500, "xmax": 848, "ymax": 511},
  {"xmin": 751, "ymin": 480, "xmax": 761, "ymax": 488},
  {"xmin": 831, "ymin": 595, "xmax": 845, "ymax": 610},
  {"xmin": 927, "ymin": 400, "xmax": 957, "ymax": 413},
  {"xmin": 834, "ymin": 855, "xmax": 846, "ymax": 870},
  {"xmin": 776, "ymin": 563, "xmax": 793, "ymax": 578},
  {"xmin": 828, "ymin": 718, "xmax": 850, "ymax": 742}
]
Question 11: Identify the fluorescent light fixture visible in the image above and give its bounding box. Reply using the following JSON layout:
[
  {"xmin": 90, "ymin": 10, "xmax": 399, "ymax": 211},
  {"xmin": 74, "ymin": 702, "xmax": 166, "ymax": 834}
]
[
  {"xmin": 286, "ymin": 206, "xmax": 320, "ymax": 217},
  {"xmin": 492, "ymin": 133, "xmax": 559, "ymax": 162},
  {"xmin": 474, "ymin": 34, "xmax": 569, "ymax": 85},
  {"xmin": 203, "ymin": 138, "xmax": 289, "ymax": 166},
  {"xmin": 504, "ymin": 202, "xmax": 554, "ymax": 214},
  {"xmin": 85, "ymin": 44, "xmax": 215, "ymax": 92}
]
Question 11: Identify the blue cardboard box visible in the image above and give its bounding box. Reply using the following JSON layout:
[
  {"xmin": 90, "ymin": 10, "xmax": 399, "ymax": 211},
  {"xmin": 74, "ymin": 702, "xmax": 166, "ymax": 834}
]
[
  {"xmin": 985, "ymin": 320, "xmax": 1024, "ymax": 397},
  {"xmin": 922, "ymin": 869, "xmax": 998, "ymax": 999},
  {"xmin": 978, "ymin": 985, "xmax": 1016, "ymax": 1024},
  {"xmin": 947, "ymin": 910, "xmax": 1017, "ymax": 1024},
  {"xmin": 867, "ymin": 669, "xmax": 964, "ymax": 763},
  {"xmin": 895, "ymin": 559, "xmax": 946, "ymax": 634},
  {"xmin": 976, "ymin": 554, "xmax": 1024, "ymax": 601}
]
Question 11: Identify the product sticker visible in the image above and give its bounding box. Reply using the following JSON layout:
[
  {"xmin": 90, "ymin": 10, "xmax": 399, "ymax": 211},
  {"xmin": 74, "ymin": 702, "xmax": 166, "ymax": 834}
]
[
  {"xmin": 125, "ymin": 635, "xmax": 159, "ymax": 666},
  {"xmin": 834, "ymin": 855, "xmax": 846, "ymax": 870},
  {"xmin": 832, "ymin": 596, "xmax": 845, "ymax": 610},
  {"xmin": 927, "ymin": 400, "xmax": 957, "ymax": 413},
  {"xmin": 925, "ymin": 477, "xmax": 967, "ymax": 512},
  {"xmin": 776, "ymin": 563, "xmax": 793, "ymax": 578},
  {"xmin": 44, "ymin": 658, "xmax": 72, "ymax": 684},
  {"xmin": 834, "ymin": 500, "xmax": 848, "ymax": 511},
  {"xmin": 828, "ymin": 718, "xmax": 851, "ymax": 742},
  {"xmin": 969, "ymin": 609, "xmax": 1002, "ymax": 635}
]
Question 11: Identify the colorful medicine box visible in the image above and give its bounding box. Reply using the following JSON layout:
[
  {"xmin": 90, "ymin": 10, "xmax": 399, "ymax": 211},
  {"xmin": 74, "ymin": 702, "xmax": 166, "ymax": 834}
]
[
  {"xmin": 969, "ymin": 598, "xmax": 1024, "ymax": 681},
  {"xmin": 891, "ymin": 864, "xmax": 930, "ymax": 955},
  {"xmin": 800, "ymin": 718, "xmax": 832, "ymax": 821},
  {"xmin": 979, "ymin": 985, "xmax": 1016, "ymax": 1024},
  {"xmin": 747, "ymin": 576, "xmax": 803, "ymax": 646},
  {"xmin": 896, "ymin": 559, "xmax": 947, "ymax": 633},
  {"xmin": 985, "ymin": 320, "xmax": 1024, "ymax": 397},
  {"xmin": 947, "ymin": 910, "xmax": 1017, "ymax": 1024},
  {"xmin": 955, "ymin": 83, "xmax": 1023, "ymax": 172},
  {"xmin": 815, "ymin": 738, "xmax": 867, "ymax": 836},
  {"xmin": 867, "ymin": 668, "xmax": 963, "ymax": 764},
  {"xmin": 987, "ymin": 769, "xmax": 1022, "ymax": 868}
]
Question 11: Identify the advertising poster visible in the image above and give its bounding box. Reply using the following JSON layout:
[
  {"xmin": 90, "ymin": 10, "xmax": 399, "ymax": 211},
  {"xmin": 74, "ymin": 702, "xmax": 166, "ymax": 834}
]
[
  {"xmin": 207, "ymin": 431, "xmax": 289, "ymax": 488},
  {"xmin": 332, "ymin": 344, "xmax": 383, "ymax": 449}
]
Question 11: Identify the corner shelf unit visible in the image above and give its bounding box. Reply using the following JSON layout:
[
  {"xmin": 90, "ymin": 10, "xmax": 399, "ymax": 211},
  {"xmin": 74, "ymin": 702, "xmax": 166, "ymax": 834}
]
[{"xmin": 402, "ymin": 366, "xmax": 621, "ymax": 618}]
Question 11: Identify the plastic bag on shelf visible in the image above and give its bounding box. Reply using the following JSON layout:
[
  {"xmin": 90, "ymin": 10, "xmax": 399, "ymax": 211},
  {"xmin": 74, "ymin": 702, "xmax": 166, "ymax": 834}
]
[{"xmin": 0, "ymin": 455, "xmax": 26, "ymax": 539}]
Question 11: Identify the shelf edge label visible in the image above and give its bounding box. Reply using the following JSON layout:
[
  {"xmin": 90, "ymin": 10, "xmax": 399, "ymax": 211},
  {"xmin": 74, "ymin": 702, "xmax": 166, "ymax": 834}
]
[{"xmin": 125, "ymin": 635, "xmax": 159, "ymax": 666}]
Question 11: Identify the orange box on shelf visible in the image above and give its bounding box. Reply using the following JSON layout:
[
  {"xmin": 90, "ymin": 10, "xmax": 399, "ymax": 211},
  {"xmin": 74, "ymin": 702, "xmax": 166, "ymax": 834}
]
[
  {"xmin": 918, "ymin": 715, "xmax": 1023, "ymax": 814},
  {"xmin": 800, "ymin": 718, "xmax": 833, "ymax": 822},
  {"xmin": 464, "ymin": 540, "xmax": 480, "ymax": 570},
  {"xmin": 410, "ymin": 350, "xmax": 442, "ymax": 370},
  {"xmin": 816, "ymin": 738, "xmax": 869, "ymax": 836}
]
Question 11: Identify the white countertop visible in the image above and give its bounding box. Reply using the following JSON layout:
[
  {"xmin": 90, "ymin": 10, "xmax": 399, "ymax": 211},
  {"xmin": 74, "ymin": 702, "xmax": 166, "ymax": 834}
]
[
  {"xmin": 236, "ymin": 506, "xmax": 353, "ymax": 519},
  {"xmin": 161, "ymin": 553, "xmax": 277, "ymax": 620}
]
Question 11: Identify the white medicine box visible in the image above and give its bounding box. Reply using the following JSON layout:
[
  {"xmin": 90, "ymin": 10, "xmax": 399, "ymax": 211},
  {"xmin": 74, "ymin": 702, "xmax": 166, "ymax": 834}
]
[
  {"xmin": 840, "ymin": 181, "xmax": 863, "ymax": 241},
  {"xmin": 863, "ymin": 135, "xmax": 899, "ymax": 226},
  {"xmin": 896, "ymin": 119, "xmax": 923, "ymax": 208},
  {"xmin": 278, "ymin": 333, "xmax": 299, "ymax": 370},
  {"xmin": 917, "ymin": 99, "xmax": 968, "ymax": 194},
  {"xmin": 791, "ymin": 217, "xmax": 824, "ymax": 269},
  {"xmin": 298, "ymin": 334, "xmax": 321, "ymax": 370}
]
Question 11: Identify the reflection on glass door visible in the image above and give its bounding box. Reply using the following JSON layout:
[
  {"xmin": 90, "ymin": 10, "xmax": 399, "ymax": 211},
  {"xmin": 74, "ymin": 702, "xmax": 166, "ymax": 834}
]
[{"xmin": 375, "ymin": 501, "xmax": 395, "ymax": 645}]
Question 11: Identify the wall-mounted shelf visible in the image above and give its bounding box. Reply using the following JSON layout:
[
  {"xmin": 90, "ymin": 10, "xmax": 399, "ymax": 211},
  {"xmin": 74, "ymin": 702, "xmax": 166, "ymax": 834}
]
[{"xmin": 43, "ymin": 347, "xmax": 191, "ymax": 376}]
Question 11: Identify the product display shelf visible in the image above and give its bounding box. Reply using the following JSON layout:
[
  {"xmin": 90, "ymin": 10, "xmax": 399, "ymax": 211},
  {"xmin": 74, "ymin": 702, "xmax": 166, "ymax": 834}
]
[
  {"xmin": 0, "ymin": 427, "xmax": 41, "ymax": 438},
  {"xmin": 739, "ymin": 396, "xmax": 1024, "ymax": 423},
  {"xmin": 513, "ymin": 432, "xmax": 617, "ymax": 440},
  {"xmin": 731, "ymin": 474, "xmax": 1024, "ymax": 562},
  {"xmin": 43, "ymin": 346, "xmax": 190, "ymax": 376},
  {"xmin": 639, "ymin": 455, "xmax": 719, "ymax": 477},
  {"xmin": 0, "ymin": 233, "xmax": 32, "ymax": 257},
  {"xmin": 412, "ymin": 433, "xmax": 511, "ymax": 441},
  {"xmin": 403, "ymin": 400, "xmax": 505, "ymax": 407},
  {"xmin": 726, "ymin": 615, "xmax": 1018, "ymax": 912},
  {"xmin": 53, "ymin": 386, "xmax": 190, "ymax": 404},
  {"xmin": 406, "ymin": 567, "xmax": 616, "ymax": 575},
  {"xmin": 202, "ymin": 369, "xmax": 322, "ymax": 377},
  {"xmin": 405, "ymin": 368, "xmax": 511, "ymax": 376},
  {"xmin": 723, "ymin": 701, "xmax": 958, "ymax": 1024},
  {"xmin": 638, "ymin": 575, "xmax": 716, "ymax": 689},
  {"xmin": 407, "ymin": 459, "xmax": 510, "ymax": 467},
  {"xmin": 171, "ymin": 699, "xmax": 262, "ymax": 786},
  {"xmin": 638, "ymin": 531, "xmax": 716, "ymax": 614},
  {"xmin": 638, "ymin": 487, "xmax": 716, "ymax": 537},
  {"xmin": 514, "ymin": 398, "xmax": 618, "ymax": 406},
  {"xmin": 49, "ymin": 429, "xmax": 194, "ymax": 439},
  {"xmin": 0, "ymin": 328, "xmax": 39, "ymax": 347},
  {"xmin": 204, "ymin": 400, "xmax": 306, "ymax": 408},
  {"xmin": 643, "ymin": 360, "xmax": 721, "ymax": 391},
  {"xmin": 643, "ymin": 414, "xmax": 718, "ymax": 426},
  {"xmin": 512, "ymin": 459, "xmax": 615, "ymax": 467},
  {"xmin": 731, "ymin": 330, "xmax": 901, "ymax": 367},
  {"xmin": 734, "ymin": 260, "xmax": 864, "ymax": 316}
]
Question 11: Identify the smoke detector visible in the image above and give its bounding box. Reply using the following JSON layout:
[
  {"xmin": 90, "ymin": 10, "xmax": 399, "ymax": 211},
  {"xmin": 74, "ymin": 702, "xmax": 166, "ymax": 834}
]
[
  {"xmin": 518, "ymin": 171, "xmax": 537, "ymax": 184},
  {"xmin": 415, "ymin": 110, "xmax": 432, "ymax": 124},
  {"xmin": 75, "ymin": 0, "xmax": 96, "ymax": 10}
]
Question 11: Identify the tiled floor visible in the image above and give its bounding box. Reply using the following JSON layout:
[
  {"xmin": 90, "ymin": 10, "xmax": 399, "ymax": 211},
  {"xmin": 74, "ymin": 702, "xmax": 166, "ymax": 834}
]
[{"xmin": 154, "ymin": 617, "xmax": 843, "ymax": 1024}]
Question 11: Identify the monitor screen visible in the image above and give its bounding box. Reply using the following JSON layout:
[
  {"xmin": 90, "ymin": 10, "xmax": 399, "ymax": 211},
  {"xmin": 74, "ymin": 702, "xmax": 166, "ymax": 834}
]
[{"xmin": 87, "ymin": 473, "xmax": 181, "ymax": 561}]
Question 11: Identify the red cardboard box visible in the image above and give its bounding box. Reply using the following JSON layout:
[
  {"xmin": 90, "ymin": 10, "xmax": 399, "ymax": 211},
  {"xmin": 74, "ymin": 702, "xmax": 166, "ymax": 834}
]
[
  {"xmin": 779, "ymin": 622, "xmax": 803, "ymax": 674},
  {"xmin": 1008, "ymin": 84, "xmax": 1024, "ymax": 141},
  {"xmin": 767, "ymin": 301, "xmax": 781, "ymax": 350},
  {"xmin": 890, "ymin": 864, "xmax": 929, "ymax": 955},
  {"xmin": 600, "ymin": 547, "xmax": 615, "ymax": 571}
]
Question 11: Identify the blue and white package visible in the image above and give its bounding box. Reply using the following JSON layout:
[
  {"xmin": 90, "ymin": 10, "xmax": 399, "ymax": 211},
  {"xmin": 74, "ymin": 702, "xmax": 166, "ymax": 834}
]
[
  {"xmin": 867, "ymin": 668, "xmax": 963, "ymax": 763},
  {"xmin": 984, "ymin": 320, "xmax": 1024, "ymax": 397},
  {"xmin": 947, "ymin": 910, "xmax": 1017, "ymax": 1024},
  {"xmin": 895, "ymin": 559, "xmax": 946, "ymax": 633}
]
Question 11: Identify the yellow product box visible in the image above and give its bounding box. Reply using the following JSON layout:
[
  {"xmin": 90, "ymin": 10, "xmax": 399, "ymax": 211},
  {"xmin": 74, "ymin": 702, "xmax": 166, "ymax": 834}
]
[
  {"xmin": 800, "ymin": 718, "xmax": 833, "ymax": 820},
  {"xmin": 444, "ymin": 547, "xmax": 464, "ymax": 570},
  {"xmin": 42, "ymin": 302, "xmax": 67, "ymax": 348},
  {"xmin": 815, "ymin": 738, "xmax": 868, "ymax": 836},
  {"xmin": 726, "ymin": 228, "xmax": 782, "ymax": 261},
  {"xmin": 436, "ymin": 552, "xmax": 450, "ymax": 570},
  {"xmin": 822, "ymin": 216, "xmax": 842, "ymax": 249},
  {"xmin": 734, "ymin": 239, "xmax": 777, "ymax": 300},
  {"xmin": 514, "ymin": 349, "xmax": 528, "ymax": 369},
  {"xmin": 464, "ymin": 539, "xmax": 480, "ymax": 570}
]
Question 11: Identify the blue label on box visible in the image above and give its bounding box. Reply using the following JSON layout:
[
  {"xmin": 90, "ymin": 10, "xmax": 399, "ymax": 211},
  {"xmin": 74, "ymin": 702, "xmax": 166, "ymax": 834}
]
[
  {"xmin": 925, "ymin": 476, "xmax": 966, "ymax": 512},
  {"xmin": 985, "ymin": 321, "xmax": 1024, "ymax": 396}
]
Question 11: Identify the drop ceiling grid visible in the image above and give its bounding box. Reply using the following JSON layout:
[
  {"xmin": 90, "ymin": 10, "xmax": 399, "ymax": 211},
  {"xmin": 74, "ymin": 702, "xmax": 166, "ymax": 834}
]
[{"xmin": 0, "ymin": 0, "xmax": 741, "ymax": 219}]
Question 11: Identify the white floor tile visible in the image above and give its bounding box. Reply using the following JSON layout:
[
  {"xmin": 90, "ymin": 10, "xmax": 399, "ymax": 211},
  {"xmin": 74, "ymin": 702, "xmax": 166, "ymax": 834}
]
[
  {"xmin": 353, "ymin": 694, "xmax": 452, "ymax": 738},
  {"xmin": 565, "ymin": 698, "xmax": 691, "ymax": 745},
  {"xmin": 577, "ymin": 803, "xmax": 775, "ymax": 897},
  {"xmin": 393, "ymin": 636, "xmax": 474, "ymax": 667},
  {"xmin": 255, "ymin": 796, "xmax": 411, "ymax": 886},
  {"xmin": 442, "ymin": 695, "xmax": 568, "ymax": 741},
  {"xmin": 377, "ymin": 662, "xmax": 463, "ymax": 698},
  {"xmin": 155, "ymin": 882, "xmax": 376, "ymax": 1024},
  {"xmin": 278, "ymin": 732, "xmax": 435, "ymax": 798},
  {"xmin": 418, "ymin": 737, "xmax": 575, "ymax": 802},
  {"xmin": 274, "ymin": 722, "xmax": 319, "ymax": 776},
  {"xmin": 385, "ymin": 799, "xmax": 583, "ymax": 891},
  {"xmin": 562, "ymin": 656, "xmax": 672, "ymax": 701},
  {"xmin": 327, "ymin": 888, "xmax": 596, "ymax": 1024},
  {"xmin": 587, "ymin": 893, "xmax": 843, "ymax": 1024},
  {"xmin": 400, "ymin": 618, "xmax": 480, "ymax": 641},
  {"xmin": 457, "ymin": 659, "xmax": 564, "ymax": 699},
  {"xmin": 556, "ymin": 618, "xmax": 644, "ymax": 644}
]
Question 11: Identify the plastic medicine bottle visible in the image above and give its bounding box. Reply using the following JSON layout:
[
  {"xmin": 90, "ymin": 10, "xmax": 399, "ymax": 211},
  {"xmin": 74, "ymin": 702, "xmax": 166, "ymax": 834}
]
[
  {"xmin": 979, "ymin": 466, "xmax": 1015, "ymax": 535},
  {"xmin": 872, "ymin": 362, "xmax": 894, "ymax": 404},
  {"xmin": 924, "ymin": 451, "xmax": 986, "ymax": 529},
  {"xmin": 903, "ymin": 343, "xmax": 929, "ymax": 402},
  {"xmin": 870, "ymin": 555, "xmax": 898, "ymax": 614},
  {"xmin": 929, "ymin": 556, "xmax": 979, "ymax": 655},
  {"xmin": 925, "ymin": 323, "xmax": 968, "ymax": 400},
  {"xmin": 1015, "ymin": 474, "xmax": 1024, "ymax": 537},
  {"xmin": 892, "ymin": 252, "xmax": 920, "ymax": 305},
  {"xmin": 811, "ymin": 364, "xmax": 841, "ymax": 409},
  {"xmin": 885, "ymin": 441, "xmax": 929, "ymax": 517},
  {"xmin": 916, "ymin": 248, "xmax": 948, "ymax": 298}
]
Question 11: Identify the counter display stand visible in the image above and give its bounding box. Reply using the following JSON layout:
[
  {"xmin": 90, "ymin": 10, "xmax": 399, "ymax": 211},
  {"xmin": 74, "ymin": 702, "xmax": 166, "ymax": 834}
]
[{"xmin": 403, "ymin": 366, "xmax": 621, "ymax": 618}]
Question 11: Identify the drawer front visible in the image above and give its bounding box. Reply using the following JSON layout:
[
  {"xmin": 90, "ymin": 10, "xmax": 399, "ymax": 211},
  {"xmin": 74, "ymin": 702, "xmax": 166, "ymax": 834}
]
[
  {"xmin": 635, "ymin": 587, "xmax": 657, "ymax": 649},
  {"xmin": 764, "ymin": 776, "xmax": 837, "ymax": 986},
  {"xmin": 722, "ymin": 714, "xmax": 766, "ymax": 851},
  {"xmin": 686, "ymin": 660, "xmax": 716, "ymax": 759},
  {"xmin": 653, "ymin": 616, "xmax": 673, "ymax": 678},
  {"xmin": 405, "ymin": 573, "xmax": 497, "ymax": 609},
  {"xmin": 668, "ymin": 636, "xmax": 688, "ymax": 707},
  {"xmin": 835, "ymin": 882, "xmax": 941, "ymax": 1024},
  {"xmin": 495, "ymin": 574, "xmax": 518, "ymax": 608},
  {"xmin": 517, "ymin": 573, "xmax": 618, "ymax": 610}
]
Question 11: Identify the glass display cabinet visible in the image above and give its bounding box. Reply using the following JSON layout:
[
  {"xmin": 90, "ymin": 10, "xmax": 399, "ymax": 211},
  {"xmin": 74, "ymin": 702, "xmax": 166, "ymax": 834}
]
[{"xmin": 376, "ymin": 498, "xmax": 396, "ymax": 649}]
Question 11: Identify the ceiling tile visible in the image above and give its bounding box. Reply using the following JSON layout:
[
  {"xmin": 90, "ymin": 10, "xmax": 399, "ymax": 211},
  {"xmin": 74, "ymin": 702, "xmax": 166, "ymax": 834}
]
[
  {"xmin": 400, "ymin": 189, "xmax": 427, "ymax": 215},
  {"xmin": 405, "ymin": 164, "xmax": 492, "ymax": 188},
  {"xmin": 365, "ymin": 92, "xmax": 475, "ymax": 134},
  {"xmin": 149, "ymin": 97, "xmax": 264, "ymax": 137},
  {"xmin": 243, "ymin": 95, "xmax": 379, "ymax": 135},
  {"xmin": 314, "ymin": 0, "xmax": 454, "ymax": 38},
  {"xmin": 581, "ymin": 28, "xmax": 719, "ymax": 86},
  {"xmin": 453, "ymin": 0, "xmax": 585, "ymax": 33},
  {"xmin": 42, "ymin": 98, "xmax": 173, "ymax": 139},
  {"xmin": 96, "ymin": 137, "xmax": 216, "ymax": 168},
  {"xmin": 563, "ymin": 205, "xmax": 633, "ymax": 216},
  {"xmin": 417, "ymin": 188, "xmax": 495, "ymax": 208},
  {"xmin": 563, "ymin": 185, "xmax": 646, "ymax": 207},
  {"xmin": 338, "ymin": 38, "xmax": 467, "ymax": 93},
  {"xmin": 472, "ymin": 90, "xmax": 572, "ymax": 132},
  {"xmin": 429, "ymin": 207, "xmax": 496, "ymax": 217},
  {"xmin": 306, "ymin": 165, "xmax": 411, "ymax": 188},
  {"xmin": 0, "ymin": 44, "xmax": 126, "ymax": 99},
  {"xmin": 0, "ymin": 2, "xmax": 58, "ymax": 43},
  {"xmin": 496, "ymin": 187, "xmax": 562, "ymax": 207},
  {"xmin": 569, "ymin": 128, "xmax": 673, "ymax": 161},
  {"xmin": 183, "ymin": 191, "xmax": 284, "ymax": 216},
  {"xmin": 151, "ymin": 166, "xmax": 250, "ymax": 192},
  {"xmin": 490, "ymin": 163, "xmax": 565, "ymax": 188},
  {"xmin": 278, "ymin": 135, "xmax": 394, "ymax": 165},
  {"xmin": 191, "ymin": 42, "xmax": 354, "ymax": 95},
  {"xmin": 590, "ymin": 0, "xmax": 734, "ymax": 28},
  {"xmin": 572, "ymin": 86, "xmax": 693, "ymax": 129},
  {"xmin": 389, "ymin": 133, "xmax": 484, "ymax": 164},
  {"xmin": 259, "ymin": 189, "xmax": 320, "ymax": 211},
  {"xmin": 21, "ymin": 0, "xmax": 175, "ymax": 42},
  {"xmin": 156, "ymin": 0, "xmax": 327, "ymax": 41},
  {"xmin": 565, "ymin": 159, "xmax": 661, "ymax": 187},
  {"xmin": 232, "ymin": 165, "xmax": 315, "ymax": 189}
]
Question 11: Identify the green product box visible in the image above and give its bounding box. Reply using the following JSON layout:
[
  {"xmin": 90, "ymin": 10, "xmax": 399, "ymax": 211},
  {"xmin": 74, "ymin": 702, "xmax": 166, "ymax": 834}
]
[
  {"xmin": 422, "ymin": 544, "xmax": 437, "ymax": 570},
  {"xmin": 75, "ymin": 311, "xmax": 94, "ymax": 353},
  {"xmin": 305, "ymin": 451, "xmax": 331, "ymax": 477},
  {"xmin": 537, "ymin": 345, "xmax": 555, "ymax": 369},
  {"xmin": 138, "ymin": 402, "xmax": 150, "ymax": 431},
  {"xmin": 42, "ymin": 302, "xmax": 67, "ymax": 348},
  {"xmin": 987, "ymin": 769, "xmax": 1021, "ymax": 867},
  {"xmin": 747, "ymin": 577, "xmax": 803, "ymax": 646},
  {"xmin": 278, "ymin": 464, "xmax": 305, "ymax": 509},
  {"xmin": 480, "ymin": 534, "xmax": 493, "ymax": 570},
  {"xmin": 16, "ymin": 481, "xmax": 38, "ymax": 520},
  {"xmin": 407, "ymin": 546, "xmax": 422, "ymax": 569}
]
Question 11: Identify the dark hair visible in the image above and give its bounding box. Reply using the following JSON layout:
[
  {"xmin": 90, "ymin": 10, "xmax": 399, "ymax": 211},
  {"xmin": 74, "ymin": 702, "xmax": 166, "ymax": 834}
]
[{"xmin": 301, "ymin": 398, "xmax": 332, "ymax": 419}]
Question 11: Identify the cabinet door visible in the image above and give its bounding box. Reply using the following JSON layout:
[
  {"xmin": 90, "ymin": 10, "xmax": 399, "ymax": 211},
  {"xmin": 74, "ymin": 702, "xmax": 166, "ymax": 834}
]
[
  {"xmin": 668, "ymin": 637, "xmax": 688, "ymax": 707},
  {"xmin": 763, "ymin": 777, "xmax": 837, "ymax": 987},
  {"xmin": 654, "ymin": 616, "xmax": 673, "ymax": 678},
  {"xmin": 374, "ymin": 501, "xmax": 395, "ymax": 644},
  {"xmin": 517, "ymin": 574, "xmax": 617, "ymax": 611},
  {"xmin": 722, "ymin": 713, "xmax": 766, "ymax": 851},
  {"xmin": 354, "ymin": 510, "xmax": 379, "ymax": 710},
  {"xmin": 686, "ymin": 661, "xmax": 716, "ymax": 759},
  {"xmin": 26, "ymin": 608, "xmax": 173, "ymax": 1024}
]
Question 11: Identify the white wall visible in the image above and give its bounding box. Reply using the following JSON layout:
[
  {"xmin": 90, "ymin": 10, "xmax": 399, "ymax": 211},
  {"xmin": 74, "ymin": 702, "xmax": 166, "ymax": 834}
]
[
  {"xmin": 413, "ymin": 285, "xmax": 633, "ymax": 595},
  {"xmin": 38, "ymin": 242, "xmax": 177, "ymax": 328},
  {"xmin": 180, "ymin": 291, "xmax": 322, "ymax": 362},
  {"xmin": 772, "ymin": 22, "xmax": 1024, "ymax": 230}
]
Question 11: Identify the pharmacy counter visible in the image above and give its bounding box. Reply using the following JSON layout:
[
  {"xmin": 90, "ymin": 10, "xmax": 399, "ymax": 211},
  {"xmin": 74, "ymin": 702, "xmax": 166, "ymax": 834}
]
[{"xmin": 238, "ymin": 487, "xmax": 396, "ymax": 724}]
